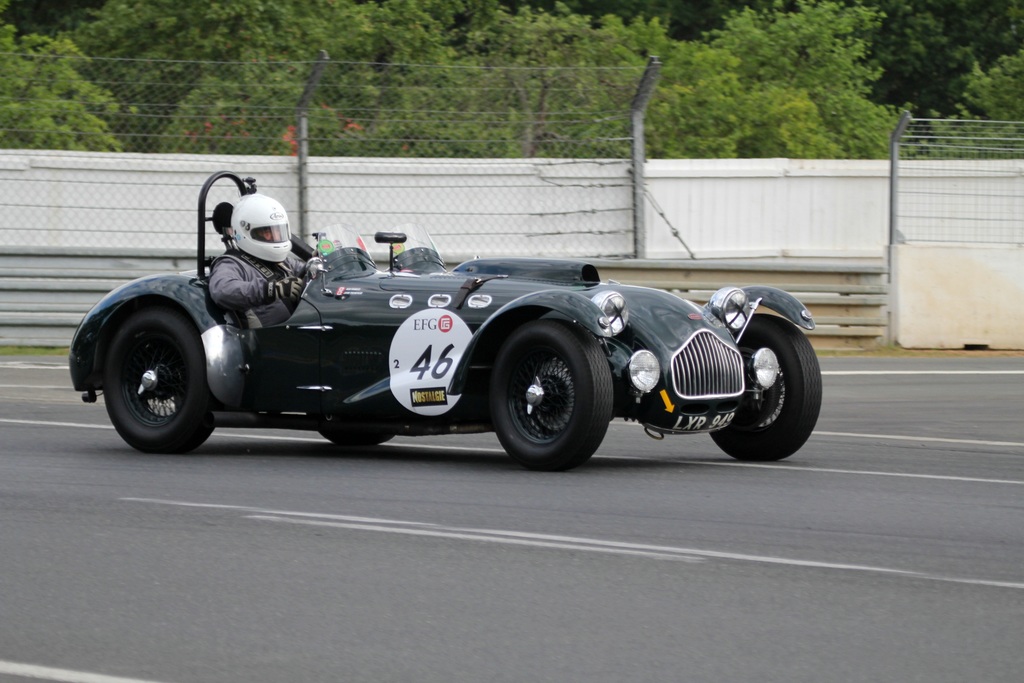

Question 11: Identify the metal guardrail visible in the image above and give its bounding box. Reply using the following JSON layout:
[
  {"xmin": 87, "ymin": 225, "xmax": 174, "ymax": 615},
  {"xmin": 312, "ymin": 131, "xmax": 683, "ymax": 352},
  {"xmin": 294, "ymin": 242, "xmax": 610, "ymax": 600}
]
[{"xmin": 0, "ymin": 249, "xmax": 888, "ymax": 350}]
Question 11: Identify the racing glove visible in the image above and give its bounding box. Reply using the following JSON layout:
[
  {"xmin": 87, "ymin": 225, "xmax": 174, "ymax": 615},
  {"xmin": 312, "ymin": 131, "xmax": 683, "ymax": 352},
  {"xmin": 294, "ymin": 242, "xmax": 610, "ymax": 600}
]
[{"xmin": 268, "ymin": 276, "xmax": 304, "ymax": 304}]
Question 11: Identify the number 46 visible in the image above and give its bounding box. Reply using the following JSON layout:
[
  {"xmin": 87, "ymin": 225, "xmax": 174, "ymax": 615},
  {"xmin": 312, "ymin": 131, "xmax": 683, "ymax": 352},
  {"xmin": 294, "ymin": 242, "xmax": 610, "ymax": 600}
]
[{"xmin": 411, "ymin": 343, "xmax": 455, "ymax": 380}]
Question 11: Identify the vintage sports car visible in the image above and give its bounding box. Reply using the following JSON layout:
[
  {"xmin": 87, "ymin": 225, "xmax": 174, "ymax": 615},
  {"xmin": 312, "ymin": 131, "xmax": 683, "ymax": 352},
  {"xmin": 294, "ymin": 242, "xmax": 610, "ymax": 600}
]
[{"xmin": 69, "ymin": 171, "xmax": 822, "ymax": 471}]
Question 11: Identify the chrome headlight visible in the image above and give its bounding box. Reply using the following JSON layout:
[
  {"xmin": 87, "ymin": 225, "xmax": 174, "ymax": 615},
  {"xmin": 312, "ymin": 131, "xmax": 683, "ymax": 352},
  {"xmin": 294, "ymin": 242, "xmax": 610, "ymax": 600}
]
[
  {"xmin": 628, "ymin": 350, "xmax": 660, "ymax": 393},
  {"xmin": 750, "ymin": 348, "xmax": 779, "ymax": 389},
  {"xmin": 592, "ymin": 291, "xmax": 628, "ymax": 335},
  {"xmin": 706, "ymin": 287, "xmax": 749, "ymax": 333}
]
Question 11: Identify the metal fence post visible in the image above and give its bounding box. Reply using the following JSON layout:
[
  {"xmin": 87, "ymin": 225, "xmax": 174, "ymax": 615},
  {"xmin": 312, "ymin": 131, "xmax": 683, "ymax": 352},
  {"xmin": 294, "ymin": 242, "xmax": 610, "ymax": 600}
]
[
  {"xmin": 889, "ymin": 110, "xmax": 912, "ymax": 247},
  {"xmin": 887, "ymin": 110, "xmax": 912, "ymax": 347},
  {"xmin": 630, "ymin": 56, "xmax": 661, "ymax": 259},
  {"xmin": 296, "ymin": 50, "xmax": 330, "ymax": 239}
]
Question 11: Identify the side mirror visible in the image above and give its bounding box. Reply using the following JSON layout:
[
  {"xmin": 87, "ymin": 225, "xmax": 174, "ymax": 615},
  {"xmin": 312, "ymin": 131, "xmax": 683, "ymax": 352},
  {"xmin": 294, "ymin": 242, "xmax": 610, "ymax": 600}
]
[{"xmin": 375, "ymin": 231, "xmax": 408, "ymax": 273}]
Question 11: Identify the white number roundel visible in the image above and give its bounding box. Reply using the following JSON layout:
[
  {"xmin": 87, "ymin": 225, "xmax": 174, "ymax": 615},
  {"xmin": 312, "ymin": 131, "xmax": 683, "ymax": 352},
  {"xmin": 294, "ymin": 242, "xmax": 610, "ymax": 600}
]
[{"xmin": 389, "ymin": 309, "xmax": 473, "ymax": 415}]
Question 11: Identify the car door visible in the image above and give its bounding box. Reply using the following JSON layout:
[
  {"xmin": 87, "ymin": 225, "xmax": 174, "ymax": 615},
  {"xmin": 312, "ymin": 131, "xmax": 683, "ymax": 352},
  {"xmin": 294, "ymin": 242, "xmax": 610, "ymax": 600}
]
[
  {"xmin": 239, "ymin": 299, "xmax": 323, "ymax": 414},
  {"xmin": 314, "ymin": 276, "xmax": 477, "ymax": 419}
]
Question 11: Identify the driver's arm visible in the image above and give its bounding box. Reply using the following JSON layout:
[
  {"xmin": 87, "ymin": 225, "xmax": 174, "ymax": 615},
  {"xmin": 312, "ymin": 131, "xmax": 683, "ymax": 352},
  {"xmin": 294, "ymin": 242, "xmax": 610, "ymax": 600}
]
[
  {"xmin": 209, "ymin": 258, "xmax": 271, "ymax": 311},
  {"xmin": 285, "ymin": 253, "xmax": 309, "ymax": 279}
]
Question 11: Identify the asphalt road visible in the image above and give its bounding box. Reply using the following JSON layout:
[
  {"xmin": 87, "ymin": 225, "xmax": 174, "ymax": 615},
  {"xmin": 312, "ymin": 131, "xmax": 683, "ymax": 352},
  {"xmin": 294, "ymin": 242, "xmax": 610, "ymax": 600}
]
[{"xmin": 1, "ymin": 355, "xmax": 1022, "ymax": 683}]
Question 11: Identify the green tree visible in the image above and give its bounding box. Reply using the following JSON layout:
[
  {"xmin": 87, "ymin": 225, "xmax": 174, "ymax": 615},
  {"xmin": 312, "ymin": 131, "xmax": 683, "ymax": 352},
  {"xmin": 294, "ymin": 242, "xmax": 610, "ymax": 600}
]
[
  {"xmin": 708, "ymin": 0, "xmax": 896, "ymax": 158},
  {"xmin": 0, "ymin": 0, "xmax": 120, "ymax": 151},
  {"xmin": 68, "ymin": 0, "xmax": 331, "ymax": 152},
  {"xmin": 602, "ymin": 1, "xmax": 894, "ymax": 157},
  {"xmin": 1, "ymin": 0, "xmax": 104, "ymax": 36},
  {"xmin": 865, "ymin": 0, "xmax": 1024, "ymax": 116},
  {"xmin": 595, "ymin": 15, "xmax": 747, "ymax": 157},
  {"xmin": 68, "ymin": 0, "xmax": 491, "ymax": 154},
  {"xmin": 501, "ymin": 1, "xmax": 777, "ymax": 40},
  {"xmin": 964, "ymin": 49, "xmax": 1024, "ymax": 121},
  {"xmin": 5, "ymin": 0, "xmax": 909, "ymax": 159},
  {"xmin": 71, "ymin": 0, "xmax": 489, "ymax": 63},
  {"xmin": 453, "ymin": 5, "xmax": 645, "ymax": 157}
]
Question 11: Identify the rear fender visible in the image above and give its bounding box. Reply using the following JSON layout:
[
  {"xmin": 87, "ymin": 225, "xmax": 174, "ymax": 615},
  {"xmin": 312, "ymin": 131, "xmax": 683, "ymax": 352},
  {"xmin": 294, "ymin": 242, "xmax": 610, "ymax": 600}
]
[
  {"xmin": 742, "ymin": 286, "xmax": 815, "ymax": 331},
  {"xmin": 448, "ymin": 290, "xmax": 609, "ymax": 395},
  {"xmin": 69, "ymin": 274, "xmax": 228, "ymax": 392}
]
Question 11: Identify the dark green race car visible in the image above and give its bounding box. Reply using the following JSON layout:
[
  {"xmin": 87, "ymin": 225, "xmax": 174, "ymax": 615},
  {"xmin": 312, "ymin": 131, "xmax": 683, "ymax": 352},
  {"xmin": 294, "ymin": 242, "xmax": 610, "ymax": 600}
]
[{"xmin": 69, "ymin": 171, "xmax": 821, "ymax": 471}]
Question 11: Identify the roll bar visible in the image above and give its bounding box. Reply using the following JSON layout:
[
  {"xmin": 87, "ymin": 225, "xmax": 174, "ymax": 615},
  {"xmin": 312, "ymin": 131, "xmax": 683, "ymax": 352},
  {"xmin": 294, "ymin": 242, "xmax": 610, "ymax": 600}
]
[{"xmin": 196, "ymin": 171, "xmax": 255, "ymax": 279}]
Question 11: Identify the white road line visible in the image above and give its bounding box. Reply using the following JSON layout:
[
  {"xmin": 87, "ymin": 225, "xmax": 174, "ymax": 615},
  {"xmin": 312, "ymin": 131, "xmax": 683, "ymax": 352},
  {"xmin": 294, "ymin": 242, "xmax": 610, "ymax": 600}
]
[
  {"xmin": 0, "ymin": 659, "xmax": 174, "ymax": 683},
  {"xmin": 122, "ymin": 498, "xmax": 1024, "ymax": 590},
  {"xmin": 9, "ymin": 368, "xmax": 1013, "ymax": 376},
  {"xmin": 249, "ymin": 515, "xmax": 703, "ymax": 561},
  {"xmin": 19, "ymin": 413, "xmax": 1019, "ymax": 450},
  {"xmin": 0, "ymin": 384, "xmax": 68, "ymax": 389},
  {"xmin": 121, "ymin": 497, "xmax": 700, "ymax": 561},
  {"xmin": 669, "ymin": 460, "xmax": 1024, "ymax": 485},
  {"xmin": 611, "ymin": 421, "xmax": 1024, "ymax": 449},
  {"xmin": 234, "ymin": 428, "xmax": 1024, "ymax": 455},
  {"xmin": 814, "ymin": 430, "xmax": 1024, "ymax": 449},
  {"xmin": 4, "ymin": 366, "xmax": 1019, "ymax": 376},
  {"xmin": 822, "ymin": 370, "xmax": 1024, "ymax": 375},
  {"xmin": 0, "ymin": 362, "xmax": 67, "ymax": 369},
  {"xmin": 0, "ymin": 418, "xmax": 114, "ymax": 430},
  {"xmin": 3, "ymin": 418, "xmax": 1023, "ymax": 484},
  {"xmin": 6, "ymin": 363, "xmax": 1023, "ymax": 374}
]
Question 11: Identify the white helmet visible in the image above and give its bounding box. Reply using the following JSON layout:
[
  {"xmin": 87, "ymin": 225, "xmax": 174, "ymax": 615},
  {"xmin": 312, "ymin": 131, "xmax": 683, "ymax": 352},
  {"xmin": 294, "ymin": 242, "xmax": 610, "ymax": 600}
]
[{"xmin": 230, "ymin": 193, "xmax": 291, "ymax": 263}]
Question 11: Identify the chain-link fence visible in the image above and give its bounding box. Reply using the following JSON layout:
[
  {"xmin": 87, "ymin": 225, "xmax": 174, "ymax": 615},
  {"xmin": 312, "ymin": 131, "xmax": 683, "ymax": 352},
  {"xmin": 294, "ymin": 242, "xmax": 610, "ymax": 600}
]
[
  {"xmin": 890, "ymin": 113, "xmax": 1024, "ymax": 245},
  {"xmin": 0, "ymin": 52, "xmax": 657, "ymax": 259}
]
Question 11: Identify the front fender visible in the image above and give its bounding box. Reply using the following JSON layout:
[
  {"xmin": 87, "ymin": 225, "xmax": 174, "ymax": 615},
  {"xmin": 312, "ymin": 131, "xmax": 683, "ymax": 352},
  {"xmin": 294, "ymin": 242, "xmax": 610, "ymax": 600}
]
[
  {"xmin": 69, "ymin": 273, "xmax": 228, "ymax": 391},
  {"xmin": 743, "ymin": 286, "xmax": 815, "ymax": 331},
  {"xmin": 448, "ymin": 289, "xmax": 610, "ymax": 395}
]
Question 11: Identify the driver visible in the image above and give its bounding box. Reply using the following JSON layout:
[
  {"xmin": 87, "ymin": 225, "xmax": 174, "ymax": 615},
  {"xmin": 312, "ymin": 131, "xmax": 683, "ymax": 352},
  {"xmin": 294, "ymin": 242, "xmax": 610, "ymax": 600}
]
[{"xmin": 209, "ymin": 193, "xmax": 307, "ymax": 328}]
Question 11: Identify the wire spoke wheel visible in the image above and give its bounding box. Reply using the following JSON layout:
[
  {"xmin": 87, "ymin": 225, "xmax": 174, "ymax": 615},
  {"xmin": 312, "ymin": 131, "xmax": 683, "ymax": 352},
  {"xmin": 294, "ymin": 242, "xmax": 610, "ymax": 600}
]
[
  {"xmin": 122, "ymin": 335, "xmax": 188, "ymax": 425},
  {"xmin": 733, "ymin": 368, "xmax": 786, "ymax": 432},
  {"xmin": 490, "ymin": 320, "xmax": 612, "ymax": 471},
  {"xmin": 104, "ymin": 308, "xmax": 214, "ymax": 453},
  {"xmin": 710, "ymin": 315, "xmax": 821, "ymax": 462},
  {"xmin": 509, "ymin": 353, "xmax": 576, "ymax": 442}
]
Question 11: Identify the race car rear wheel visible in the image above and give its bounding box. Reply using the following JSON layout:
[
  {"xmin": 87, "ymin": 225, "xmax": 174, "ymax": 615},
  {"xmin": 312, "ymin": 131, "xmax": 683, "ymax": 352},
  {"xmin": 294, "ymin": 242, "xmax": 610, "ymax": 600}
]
[
  {"xmin": 710, "ymin": 315, "xmax": 821, "ymax": 461},
  {"xmin": 490, "ymin": 320, "xmax": 613, "ymax": 471},
  {"xmin": 103, "ymin": 308, "xmax": 214, "ymax": 453}
]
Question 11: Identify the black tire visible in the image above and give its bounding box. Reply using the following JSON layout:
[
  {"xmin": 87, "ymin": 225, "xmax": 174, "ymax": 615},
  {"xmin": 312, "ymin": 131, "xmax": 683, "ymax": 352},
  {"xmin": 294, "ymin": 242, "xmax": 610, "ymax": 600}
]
[
  {"xmin": 490, "ymin": 320, "xmax": 613, "ymax": 471},
  {"xmin": 103, "ymin": 308, "xmax": 214, "ymax": 453},
  {"xmin": 318, "ymin": 429, "xmax": 394, "ymax": 447},
  {"xmin": 710, "ymin": 315, "xmax": 821, "ymax": 461}
]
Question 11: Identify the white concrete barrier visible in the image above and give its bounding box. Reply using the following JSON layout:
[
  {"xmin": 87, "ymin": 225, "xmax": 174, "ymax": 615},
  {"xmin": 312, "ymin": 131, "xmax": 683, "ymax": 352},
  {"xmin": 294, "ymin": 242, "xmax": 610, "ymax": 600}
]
[
  {"xmin": 893, "ymin": 243, "xmax": 1024, "ymax": 349},
  {"xmin": 644, "ymin": 159, "xmax": 889, "ymax": 259}
]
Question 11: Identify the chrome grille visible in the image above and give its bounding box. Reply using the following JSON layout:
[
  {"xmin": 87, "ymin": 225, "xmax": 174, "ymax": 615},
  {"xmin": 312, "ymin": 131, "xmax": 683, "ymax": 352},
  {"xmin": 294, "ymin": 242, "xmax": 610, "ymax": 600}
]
[{"xmin": 671, "ymin": 330, "xmax": 744, "ymax": 399}]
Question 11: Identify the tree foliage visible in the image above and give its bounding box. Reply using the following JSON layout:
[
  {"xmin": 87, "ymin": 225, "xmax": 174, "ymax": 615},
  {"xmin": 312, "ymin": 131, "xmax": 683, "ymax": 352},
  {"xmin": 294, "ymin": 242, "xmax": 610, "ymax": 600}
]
[
  {"xmin": 508, "ymin": 0, "xmax": 1024, "ymax": 117},
  {"xmin": 864, "ymin": 0, "xmax": 1024, "ymax": 116},
  {"xmin": 707, "ymin": 0, "xmax": 896, "ymax": 158},
  {"xmin": 4, "ymin": 0, "xmax": 1024, "ymax": 158},
  {"xmin": 0, "ymin": 0, "xmax": 120, "ymax": 152},
  {"xmin": 1, "ymin": 0, "xmax": 105, "ymax": 36},
  {"xmin": 9, "ymin": 0, "xmax": 1024, "ymax": 110},
  {"xmin": 964, "ymin": 49, "xmax": 1024, "ymax": 121}
]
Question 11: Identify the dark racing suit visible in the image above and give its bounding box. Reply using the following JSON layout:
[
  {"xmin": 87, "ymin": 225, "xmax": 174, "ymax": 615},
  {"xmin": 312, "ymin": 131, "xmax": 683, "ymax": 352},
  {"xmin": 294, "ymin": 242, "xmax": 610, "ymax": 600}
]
[{"xmin": 209, "ymin": 251, "xmax": 307, "ymax": 328}]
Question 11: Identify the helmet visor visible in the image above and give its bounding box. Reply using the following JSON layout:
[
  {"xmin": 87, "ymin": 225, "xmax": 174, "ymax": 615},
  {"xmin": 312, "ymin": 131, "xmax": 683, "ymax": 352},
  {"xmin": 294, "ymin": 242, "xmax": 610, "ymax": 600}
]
[{"xmin": 250, "ymin": 223, "xmax": 289, "ymax": 243}]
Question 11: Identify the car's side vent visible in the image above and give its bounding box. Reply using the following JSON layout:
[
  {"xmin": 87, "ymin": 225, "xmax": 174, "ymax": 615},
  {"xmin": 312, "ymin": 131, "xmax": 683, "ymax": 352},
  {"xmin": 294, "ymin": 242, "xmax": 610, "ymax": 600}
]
[{"xmin": 672, "ymin": 330, "xmax": 745, "ymax": 399}]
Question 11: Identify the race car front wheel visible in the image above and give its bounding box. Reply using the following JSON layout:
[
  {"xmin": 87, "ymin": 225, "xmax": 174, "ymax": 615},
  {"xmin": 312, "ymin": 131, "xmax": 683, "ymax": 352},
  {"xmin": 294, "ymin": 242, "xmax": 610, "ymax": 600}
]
[
  {"xmin": 710, "ymin": 314, "xmax": 821, "ymax": 461},
  {"xmin": 103, "ymin": 308, "xmax": 214, "ymax": 453},
  {"xmin": 490, "ymin": 320, "xmax": 613, "ymax": 471}
]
